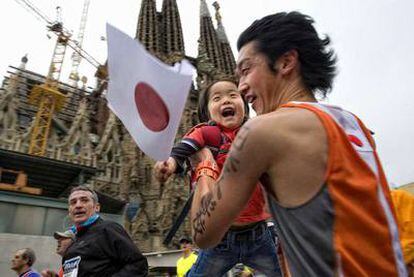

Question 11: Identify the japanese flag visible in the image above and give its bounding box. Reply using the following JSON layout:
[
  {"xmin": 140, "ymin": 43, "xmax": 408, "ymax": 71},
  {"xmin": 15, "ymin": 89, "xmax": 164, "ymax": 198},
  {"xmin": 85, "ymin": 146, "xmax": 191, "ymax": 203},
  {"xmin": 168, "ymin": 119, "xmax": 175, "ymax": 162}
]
[{"xmin": 106, "ymin": 24, "xmax": 194, "ymax": 161}]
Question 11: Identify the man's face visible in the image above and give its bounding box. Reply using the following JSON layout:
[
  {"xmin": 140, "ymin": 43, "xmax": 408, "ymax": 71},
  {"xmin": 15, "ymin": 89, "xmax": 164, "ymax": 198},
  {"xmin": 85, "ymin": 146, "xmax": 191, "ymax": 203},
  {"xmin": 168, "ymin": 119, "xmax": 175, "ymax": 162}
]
[
  {"xmin": 236, "ymin": 41, "xmax": 282, "ymax": 115},
  {"xmin": 10, "ymin": 250, "xmax": 27, "ymax": 271},
  {"xmin": 68, "ymin": 190, "xmax": 99, "ymax": 224},
  {"xmin": 56, "ymin": 237, "xmax": 73, "ymax": 256}
]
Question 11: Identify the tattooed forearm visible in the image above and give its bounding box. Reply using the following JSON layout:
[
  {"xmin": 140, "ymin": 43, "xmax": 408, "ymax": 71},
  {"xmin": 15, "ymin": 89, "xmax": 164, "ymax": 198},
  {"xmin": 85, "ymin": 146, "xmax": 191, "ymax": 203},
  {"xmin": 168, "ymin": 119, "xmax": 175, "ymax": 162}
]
[
  {"xmin": 192, "ymin": 192, "xmax": 215, "ymax": 241},
  {"xmin": 192, "ymin": 125, "xmax": 253, "ymax": 242},
  {"xmin": 192, "ymin": 177, "xmax": 223, "ymax": 241}
]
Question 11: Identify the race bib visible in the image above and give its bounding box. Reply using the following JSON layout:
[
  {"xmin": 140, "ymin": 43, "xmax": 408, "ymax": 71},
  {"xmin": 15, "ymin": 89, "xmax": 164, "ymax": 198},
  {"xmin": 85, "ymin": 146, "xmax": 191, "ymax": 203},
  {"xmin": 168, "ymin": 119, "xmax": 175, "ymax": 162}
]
[{"xmin": 63, "ymin": 256, "xmax": 81, "ymax": 277}]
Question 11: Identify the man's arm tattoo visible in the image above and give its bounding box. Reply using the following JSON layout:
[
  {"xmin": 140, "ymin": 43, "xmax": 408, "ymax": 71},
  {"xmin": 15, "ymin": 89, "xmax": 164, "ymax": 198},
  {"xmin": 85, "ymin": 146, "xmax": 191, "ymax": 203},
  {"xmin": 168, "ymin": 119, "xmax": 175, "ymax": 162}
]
[
  {"xmin": 233, "ymin": 126, "xmax": 250, "ymax": 151},
  {"xmin": 192, "ymin": 176, "xmax": 223, "ymax": 241},
  {"xmin": 192, "ymin": 192, "xmax": 215, "ymax": 239},
  {"xmin": 192, "ymin": 127, "xmax": 251, "ymax": 240},
  {"xmin": 225, "ymin": 156, "xmax": 240, "ymax": 174},
  {"xmin": 224, "ymin": 126, "xmax": 250, "ymax": 174}
]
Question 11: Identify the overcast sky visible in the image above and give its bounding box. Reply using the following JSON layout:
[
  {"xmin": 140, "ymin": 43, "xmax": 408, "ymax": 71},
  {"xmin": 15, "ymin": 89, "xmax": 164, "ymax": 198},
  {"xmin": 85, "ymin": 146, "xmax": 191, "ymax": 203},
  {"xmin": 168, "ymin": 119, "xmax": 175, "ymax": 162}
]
[{"xmin": 0, "ymin": 0, "xmax": 413, "ymax": 186}]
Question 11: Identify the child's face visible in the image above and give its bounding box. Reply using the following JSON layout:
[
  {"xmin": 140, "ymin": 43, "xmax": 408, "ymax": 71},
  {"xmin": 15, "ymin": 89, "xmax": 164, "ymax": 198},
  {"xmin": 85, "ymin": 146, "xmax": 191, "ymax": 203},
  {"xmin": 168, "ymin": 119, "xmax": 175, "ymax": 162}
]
[{"xmin": 207, "ymin": 81, "xmax": 245, "ymax": 129}]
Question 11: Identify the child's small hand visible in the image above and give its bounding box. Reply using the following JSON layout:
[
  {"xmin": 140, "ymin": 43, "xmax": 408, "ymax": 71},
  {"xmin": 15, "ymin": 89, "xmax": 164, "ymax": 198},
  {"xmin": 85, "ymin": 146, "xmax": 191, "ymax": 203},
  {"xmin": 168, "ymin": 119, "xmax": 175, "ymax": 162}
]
[{"xmin": 154, "ymin": 157, "xmax": 177, "ymax": 183}]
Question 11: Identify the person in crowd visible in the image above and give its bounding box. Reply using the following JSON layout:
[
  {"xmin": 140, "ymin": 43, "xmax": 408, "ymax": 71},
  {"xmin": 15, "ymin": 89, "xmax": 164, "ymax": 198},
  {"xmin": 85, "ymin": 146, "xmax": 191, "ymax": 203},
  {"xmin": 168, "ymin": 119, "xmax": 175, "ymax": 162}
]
[
  {"xmin": 176, "ymin": 236, "xmax": 198, "ymax": 277},
  {"xmin": 62, "ymin": 186, "xmax": 148, "ymax": 276},
  {"xmin": 11, "ymin": 248, "xmax": 41, "ymax": 277},
  {"xmin": 189, "ymin": 11, "xmax": 407, "ymax": 276},
  {"xmin": 41, "ymin": 229, "xmax": 75, "ymax": 277},
  {"xmin": 391, "ymin": 189, "xmax": 414, "ymax": 275},
  {"xmin": 154, "ymin": 79, "xmax": 281, "ymax": 276}
]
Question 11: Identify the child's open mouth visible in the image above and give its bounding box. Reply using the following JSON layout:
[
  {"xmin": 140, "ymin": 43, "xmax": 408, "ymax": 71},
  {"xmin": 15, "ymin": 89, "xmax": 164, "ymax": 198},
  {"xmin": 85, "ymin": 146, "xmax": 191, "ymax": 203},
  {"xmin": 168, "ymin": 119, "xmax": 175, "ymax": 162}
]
[{"xmin": 221, "ymin": 107, "xmax": 235, "ymax": 117}]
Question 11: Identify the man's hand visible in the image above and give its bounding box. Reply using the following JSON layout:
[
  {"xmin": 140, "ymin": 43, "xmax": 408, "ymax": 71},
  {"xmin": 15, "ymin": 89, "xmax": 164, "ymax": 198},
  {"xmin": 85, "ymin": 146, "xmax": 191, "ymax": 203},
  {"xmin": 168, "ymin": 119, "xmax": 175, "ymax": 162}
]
[
  {"xmin": 153, "ymin": 157, "xmax": 177, "ymax": 182},
  {"xmin": 40, "ymin": 269, "xmax": 58, "ymax": 277}
]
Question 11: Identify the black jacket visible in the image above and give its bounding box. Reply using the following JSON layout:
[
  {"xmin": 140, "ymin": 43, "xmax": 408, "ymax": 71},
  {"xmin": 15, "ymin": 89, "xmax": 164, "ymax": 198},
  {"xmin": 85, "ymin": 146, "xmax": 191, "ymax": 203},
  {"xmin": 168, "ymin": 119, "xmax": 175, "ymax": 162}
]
[{"xmin": 63, "ymin": 218, "xmax": 148, "ymax": 277}]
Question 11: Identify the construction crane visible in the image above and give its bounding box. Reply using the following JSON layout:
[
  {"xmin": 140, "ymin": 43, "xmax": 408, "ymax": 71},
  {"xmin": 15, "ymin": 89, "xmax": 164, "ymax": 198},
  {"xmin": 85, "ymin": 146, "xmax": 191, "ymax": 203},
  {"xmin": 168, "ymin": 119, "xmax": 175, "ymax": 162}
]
[
  {"xmin": 27, "ymin": 4, "xmax": 68, "ymax": 156},
  {"xmin": 69, "ymin": 0, "xmax": 90, "ymax": 88},
  {"xmin": 14, "ymin": 0, "xmax": 103, "ymax": 156},
  {"xmin": 14, "ymin": 0, "xmax": 101, "ymax": 70}
]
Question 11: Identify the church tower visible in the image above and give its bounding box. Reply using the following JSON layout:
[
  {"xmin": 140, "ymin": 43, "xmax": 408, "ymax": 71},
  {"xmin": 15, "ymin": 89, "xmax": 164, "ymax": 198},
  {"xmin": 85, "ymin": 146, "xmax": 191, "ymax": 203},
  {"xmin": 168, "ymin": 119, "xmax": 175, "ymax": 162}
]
[
  {"xmin": 197, "ymin": 0, "xmax": 236, "ymax": 87},
  {"xmin": 199, "ymin": 0, "xmax": 225, "ymax": 71},
  {"xmin": 136, "ymin": 0, "xmax": 160, "ymax": 54},
  {"xmin": 213, "ymin": 1, "xmax": 236, "ymax": 76},
  {"xmin": 0, "ymin": 0, "xmax": 236, "ymax": 254},
  {"xmin": 160, "ymin": 0, "xmax": 185, "ymax": 62},
  {"xmin": 115, "ymin": 0, "xmax": 238, "ymax": 252}
]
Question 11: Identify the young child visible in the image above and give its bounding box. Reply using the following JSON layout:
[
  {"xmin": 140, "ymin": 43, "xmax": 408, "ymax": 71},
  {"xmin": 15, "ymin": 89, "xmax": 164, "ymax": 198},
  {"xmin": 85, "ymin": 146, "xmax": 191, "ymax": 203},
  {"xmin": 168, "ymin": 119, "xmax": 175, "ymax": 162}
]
[{"xmin": 154, "ymin": 79, "xmax": 282, "ymax": 276}]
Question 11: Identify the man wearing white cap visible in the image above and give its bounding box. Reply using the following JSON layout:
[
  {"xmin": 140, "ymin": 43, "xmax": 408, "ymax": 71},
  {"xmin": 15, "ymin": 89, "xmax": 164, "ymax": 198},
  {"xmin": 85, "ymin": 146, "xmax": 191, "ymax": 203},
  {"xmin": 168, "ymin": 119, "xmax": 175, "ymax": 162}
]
[
  {"xmin": 54, "ymin": 230, "xmax": 75, "ymax": 257},
  {"xmin": 40, "ymin": 230, "xmax": 75, "ymax": 277}
]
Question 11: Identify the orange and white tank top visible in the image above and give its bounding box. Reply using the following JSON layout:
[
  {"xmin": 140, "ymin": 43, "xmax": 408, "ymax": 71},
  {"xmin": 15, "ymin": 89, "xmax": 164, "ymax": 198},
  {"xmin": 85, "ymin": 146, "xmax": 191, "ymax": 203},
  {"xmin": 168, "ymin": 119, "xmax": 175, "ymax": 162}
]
[{"xmin": 267, "ymin": 102, "xmax": 407, "ymax": 277}]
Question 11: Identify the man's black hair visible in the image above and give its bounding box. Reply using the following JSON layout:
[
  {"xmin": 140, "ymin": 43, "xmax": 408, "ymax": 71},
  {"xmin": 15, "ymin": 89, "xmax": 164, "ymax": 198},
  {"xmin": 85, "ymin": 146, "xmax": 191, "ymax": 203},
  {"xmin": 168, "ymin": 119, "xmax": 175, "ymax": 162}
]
[
  {"xmin": 198, "ymin": 79, "xmax": 249, "ymax": 123},
  {"xmin": 237, "ymin": 11, "xmax": 337, "ymax": 98}
]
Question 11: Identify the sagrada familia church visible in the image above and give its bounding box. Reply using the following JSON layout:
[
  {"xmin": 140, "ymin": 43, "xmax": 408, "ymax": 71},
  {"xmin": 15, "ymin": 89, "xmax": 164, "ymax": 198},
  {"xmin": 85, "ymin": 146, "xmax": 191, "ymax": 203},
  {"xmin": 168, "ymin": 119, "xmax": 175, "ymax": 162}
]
[{"xmin": 0, "ymin": 0, "xmax": 236, "ymax": 255}]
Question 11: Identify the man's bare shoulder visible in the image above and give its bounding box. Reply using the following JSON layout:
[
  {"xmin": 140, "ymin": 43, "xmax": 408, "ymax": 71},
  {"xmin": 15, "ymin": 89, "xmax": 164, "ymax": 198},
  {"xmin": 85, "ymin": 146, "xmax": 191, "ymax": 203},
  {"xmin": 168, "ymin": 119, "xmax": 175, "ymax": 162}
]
[
  {"xmin": 272, "ymin": 106, "xmax": 320, "ymax": 124},
  {"xmin": 246, "ymin": 107, "xmax": 323, "ymax": 138}
]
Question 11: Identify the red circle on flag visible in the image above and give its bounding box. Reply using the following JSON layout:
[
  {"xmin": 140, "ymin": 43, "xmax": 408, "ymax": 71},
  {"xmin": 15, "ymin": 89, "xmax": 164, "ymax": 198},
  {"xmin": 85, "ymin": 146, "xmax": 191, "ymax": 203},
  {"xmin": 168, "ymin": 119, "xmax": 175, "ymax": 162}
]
[{"xmin": 134, "ymin": 82, "xmax": 170, "ymax": 132}]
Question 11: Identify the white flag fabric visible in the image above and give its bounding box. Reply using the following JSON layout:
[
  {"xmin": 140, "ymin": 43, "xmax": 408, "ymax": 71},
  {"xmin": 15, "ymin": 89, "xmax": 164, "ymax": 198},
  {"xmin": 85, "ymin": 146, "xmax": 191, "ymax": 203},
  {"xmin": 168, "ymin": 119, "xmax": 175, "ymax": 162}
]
[{"xmin": 106, "ymin": 24, "xmax": 195, "ymax": 161}]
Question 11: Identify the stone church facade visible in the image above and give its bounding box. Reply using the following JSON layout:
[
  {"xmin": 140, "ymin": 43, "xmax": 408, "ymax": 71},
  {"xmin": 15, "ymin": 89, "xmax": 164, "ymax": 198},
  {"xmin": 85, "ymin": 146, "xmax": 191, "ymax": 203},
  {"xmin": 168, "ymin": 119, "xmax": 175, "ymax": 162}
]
[{"xmin": 0, "ymin": 0, "xmax": 236, "ymax": 252}]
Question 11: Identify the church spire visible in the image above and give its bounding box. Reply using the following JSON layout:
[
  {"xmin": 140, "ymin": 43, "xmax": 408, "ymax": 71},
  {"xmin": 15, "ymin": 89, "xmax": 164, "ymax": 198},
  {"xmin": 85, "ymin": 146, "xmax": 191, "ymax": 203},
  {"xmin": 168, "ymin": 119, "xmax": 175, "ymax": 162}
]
[
  {"xmin": 200, "ymin": 0, "xmax": 211, "ymax": 17},
  {"xmin": 136, "ymin": 0, "xmax": 160, "ymax": 54},
  {"xmin": 198, "ymin": 0, "xmax": 224, "ymax": 74},
  {"xmin": 213, "ymin": 1, "xmax": 227, "ymax": 43},
  {"xmin": 161, "ymin": 0, "xmax": 185, "ymax": 61},
  {"xmin": 213, "ymin": 1, "xmax": 235, "ymax": 76}
]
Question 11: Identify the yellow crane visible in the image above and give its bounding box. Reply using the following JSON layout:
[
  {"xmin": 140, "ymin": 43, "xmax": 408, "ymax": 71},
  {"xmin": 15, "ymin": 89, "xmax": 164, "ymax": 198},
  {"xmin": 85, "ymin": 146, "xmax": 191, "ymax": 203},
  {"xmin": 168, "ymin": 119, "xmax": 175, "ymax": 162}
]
[
  {"xmin": 14, "ymin": 0, "xmax": 102, "ymax": 156},
  {"xmin": 28, "ymin": 8, "xmax": 68, "ymax": 156},
  {"xmin": 69, "ymin": 0, "xmax": 91, "ymax": 88}
]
